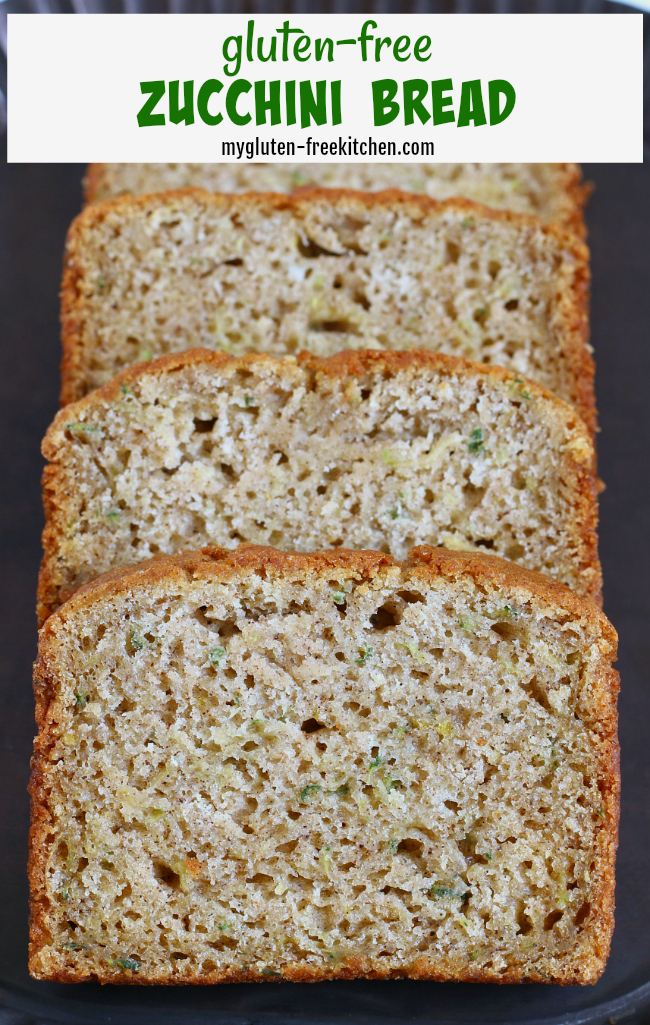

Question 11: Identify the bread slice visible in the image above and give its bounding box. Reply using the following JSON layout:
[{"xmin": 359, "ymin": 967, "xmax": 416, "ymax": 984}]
[
  {"xmin": 83, "ymin": 163, "xmax": 589, "ymax": 238},
  {"xmin": 38, "ymin": 348, "xmax": 600, "ymax": 625},
  {"xmin": 60, "ymin": 189, "xmax": 594, "ymax": 433},
  {"xmin": 29, "ymin": 544, "xmax": 619, "ymax": 985}
]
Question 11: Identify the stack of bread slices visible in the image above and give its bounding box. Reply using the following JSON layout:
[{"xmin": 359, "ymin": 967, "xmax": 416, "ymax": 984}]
[{"xmin": 29, "ymin": 163, "xmax": 619, "ymax": 988}]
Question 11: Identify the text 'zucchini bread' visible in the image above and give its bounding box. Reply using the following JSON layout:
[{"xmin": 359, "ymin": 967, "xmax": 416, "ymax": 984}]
[
  {"xmin": 60, "ymin": 189, "xmax": 594, "ymax": 432},
  {"xmin": 83, "ymin": 163, "xmax": 589, "ymax": 238},
  {"xmin": 38, "ymin": 349, "xmax": 601, "ymax": 625},
  {"xmin": 29, "ymin": 544, "xmax": 619, "ymax": 985}
]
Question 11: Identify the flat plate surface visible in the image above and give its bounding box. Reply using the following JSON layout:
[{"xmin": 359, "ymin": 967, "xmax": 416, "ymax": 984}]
[{"xmin": 0, "ymin": 154, "xmax": 649, "ymax": 1024}]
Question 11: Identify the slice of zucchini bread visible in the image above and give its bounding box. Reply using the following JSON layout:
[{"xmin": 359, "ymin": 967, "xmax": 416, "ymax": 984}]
[
  {"xmin": 60, "ymin": 189, "xmax": 593, "ymax": 433},
  {"xmin": 83, "ymin": 163, "xmax": 589, "ymax": 237},
  {"xmin": 29, "ymin": 544, "xmax": 619, "ymax": 985},
  {"xmin": 38, "ymin": 349, "xmax": 600, "ymax": 625}
]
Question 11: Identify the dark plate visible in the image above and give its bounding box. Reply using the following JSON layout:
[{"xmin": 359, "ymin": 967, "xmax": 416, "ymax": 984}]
[{"xmin": 1, "ymin": 24, "xmax": 649, "ymax": 1025}]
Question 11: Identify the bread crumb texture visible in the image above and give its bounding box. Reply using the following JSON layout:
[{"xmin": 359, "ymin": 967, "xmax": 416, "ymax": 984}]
[
  {"xmin": 29, "ymin": 546, "xmax": 618, "ymax": 985},
  {"xmin": 84, "ymin": 163, "xmax": 589, "ymax": 238},
  {"xmin": 61, "ymin": 190, "xmax": 593, "ymax": 433},
  {"xmin": 39, "ymin": 350, "xmax": 600, "ymax": 624}
]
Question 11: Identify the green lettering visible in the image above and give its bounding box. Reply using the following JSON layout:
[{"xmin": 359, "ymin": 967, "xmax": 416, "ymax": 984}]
[
  {"xmin": 223, "ymin": 35, "xmax": 243, "ymax": 77},
  {"xmin": 372, "ymin": 79, "xmax": 399, "ymax": 127},
  {"xmin": 256, "ymin": 35, "xmax": 277, "ymax": 62},
  {"xmin": 276, "ymin": 21, "xmax": 304, "ymax": 62},
  {"xmin": 285, "ymin": 80, "xmax": 296, "ymax": 126},
  {"xmin": 299, "ymin": 79, "xmax": 327, "ymax": 128},
  {"xmin": 404, "ymin": 79, "xmax": 431, "ymax": 126},
  {"xmin": 137, "ymin": 81, "xmax": 165, "ymax": 128},
  {"xmin": 358, "ymin": 20, "xmax": 377, "ymax": 62},
  {"xmin": 254, "ymin": 80, "xmax": 281, "ymax": 126},
  {"xmin": 457, "ymin": 79, "xmax": 487, "ymax": 128},
  {"xmin": 294, "ymin": 34, "xmax": 311, "ymax": 61},
  {"xmin": 375, "ymin": 37, "xmax": 392, "ymax": 60},
  {"xmin": 315, "ymin": 38, "xmax": 334, "ymax": 61},
  {"xmin": 226, "ymin": 79, "xmax": 252, "ymax": 125},
  {"xmin": 169, "ymin": 80, "xmax": 194, "ymax": 126},
  {"xmin": 331, "ymin": 80, "xmax": 342, "ymax": 126},
  {"xmin": 393, "ymin": 35, "xmax": 410, "ymax": 61},
  {"xmin": 489, "ymin": 79, "xmax": 516, "ymax": 125},
  {"xmin": 414, "ymin": 35, "xmax": 431, "ymax": 61},
  {"xmin": 431, "ymin": 79, "xmax": 454, "ymax": 126},
  {"xmin": 246, "ymin": 19, "xmax": 254, "ymax": 62},
  {"xmin": 197, "ymin": 80, "xmax": 223, "ymax": 126}
]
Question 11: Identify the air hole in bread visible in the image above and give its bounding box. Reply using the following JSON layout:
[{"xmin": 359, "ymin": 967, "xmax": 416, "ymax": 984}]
[
  {"xmin": 301, "ymin": 718, "xmax": 326, "ymax": 734},
  {"xmin": 396, "ymin": 839, "xmax": 424, "ymax": 857},
  {"xmin": 543, "ymin": 910, "xmax": 564, "ymax": 931},
  {"xmin": 506, "ymin": 543, "xmax": 526, "ymax": 561},
  {"xmin": 574, "ymin": 902, "xmax": 591, "ymax": 927},
  {"xmin": 397, "ymin": 590, "xmax": 426, "ymax": 604},
  {"xmin": 370, "ymin": 604, "xmax": 400, "ymax": 630},
  {"xmin": 310, "ymin": 319, "xmax": 361, "ymax": 336},
  {"xmin": 154, "ymin": 862, "xmax": 181, "ymax": 890},
  {"xmin": 193, "ymin": 417, "xmax": 216, "ymax": 434},
  {"xmin": 491, "ymin": 622, "xmax": 520, "ymax": 642},
  {"xmin": 445, "ymin": 241, "xmax": 460, "ymax": 264},
  {"xmin": 297, "ymin": 236, "xmax": 342, "ymax": 259},
  {"xmin": 353, "ymin": 291, "xmax": 371, "ymax": 311}
]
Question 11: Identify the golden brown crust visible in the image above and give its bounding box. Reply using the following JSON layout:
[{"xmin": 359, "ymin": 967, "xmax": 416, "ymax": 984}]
[
  {"xmin": 539, "ymin": 164, "xmax": 588, "ymax": 242},
  {"xmin": 82, "ymin": 164, "xmax": 591, "ymax": 242},
  {"xmin": 305, "ymin": 344, "xmax": 597, "ymax": 479},
  {"xmin": 405, "ymin": 546, "xmax": 619, "ymax": 984},
  {"xmin": 48, "ymin": 344, "xmax": 595, "ymax": 458},
  {"xmin": 59, "ymin": 188, "xmax": 595, "ymax": 435},
  {"xmin": 26, "ymin": 958, "xmax": 610, "ymax": 986},
  {"xmin": 558, "ymin": 165, "xmax": 592, "ymax": 241},
  {"xmin": 45, "ymin": 541, "xmax": 613, "ymax": 649},
  {"xmin": 82, "ymin": 163, "xmax": 108, "ymax": 205},
  {"xmin": 29, "ymin": 543, "xmax": 619, "ymax": 985},
  {"xmin": 37, "ymin": 347, "xmax": 602, "ymax": 624},
  {"xmin": 405, "ymin": 546, "xmax": 615, "ymax": 658}
]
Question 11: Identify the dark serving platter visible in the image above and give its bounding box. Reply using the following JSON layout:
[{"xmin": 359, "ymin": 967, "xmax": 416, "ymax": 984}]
[{"xmin": 0, "ymin": 27, "xmax": 649, "ymax": 1025}]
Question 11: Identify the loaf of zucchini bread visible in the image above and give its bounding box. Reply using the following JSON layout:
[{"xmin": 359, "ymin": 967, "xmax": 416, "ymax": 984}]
[
  {"xmin": 38, "ymin": 349, "xmax": 600, "ymax": 625},
  {"xmin": 60, "ymin": 189, "xmax": 593, "ymax": 433},
  {"xmin": 29, "ymin": 544, "xmax": 619, "ymax": 985},
  {"xmin": 83, "ymin": 163, "xmax": 589, "ymax": 238}
]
